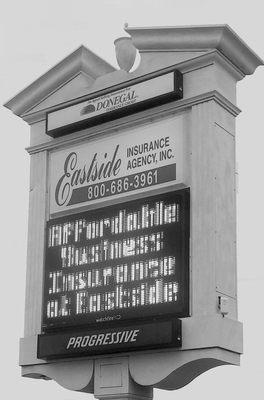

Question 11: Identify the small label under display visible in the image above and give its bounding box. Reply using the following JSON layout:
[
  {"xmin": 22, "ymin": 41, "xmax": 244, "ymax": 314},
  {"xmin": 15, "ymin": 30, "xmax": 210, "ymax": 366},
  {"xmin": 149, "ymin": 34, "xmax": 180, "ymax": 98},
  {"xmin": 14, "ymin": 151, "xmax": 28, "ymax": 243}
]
[{"xmin": 38, "ymin": 319, "xmax": 181, "ymax": 359}]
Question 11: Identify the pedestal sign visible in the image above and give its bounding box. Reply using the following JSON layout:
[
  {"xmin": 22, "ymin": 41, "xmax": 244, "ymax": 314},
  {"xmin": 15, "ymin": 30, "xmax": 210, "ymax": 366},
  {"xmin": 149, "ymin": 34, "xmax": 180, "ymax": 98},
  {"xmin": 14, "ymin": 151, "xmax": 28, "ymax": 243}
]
[{"xmin": 4, "ymin": 24, "xmax": 262, "ymax": 400}]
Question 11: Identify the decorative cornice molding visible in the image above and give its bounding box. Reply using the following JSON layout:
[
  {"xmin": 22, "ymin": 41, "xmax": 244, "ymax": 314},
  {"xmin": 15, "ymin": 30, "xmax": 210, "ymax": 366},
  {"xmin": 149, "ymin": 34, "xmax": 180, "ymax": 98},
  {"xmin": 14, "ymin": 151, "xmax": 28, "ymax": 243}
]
[
  {"xmin": 4, "ymin": 25, "xmax": 262, "ymax": 123},
  {"xmin": 125, "ymin": 24, "xmax": 263, "ymax": 75},
  {"xmin": 4, "ymin": 46, "xmax": 116, "ymax": 117},
  {"xmin": 26, "ymin": 90, "xmax": 240, "ymax": 155},
  {"xmin": 20, "ymin": 49, "xmax": 242, "ymax": 126}
]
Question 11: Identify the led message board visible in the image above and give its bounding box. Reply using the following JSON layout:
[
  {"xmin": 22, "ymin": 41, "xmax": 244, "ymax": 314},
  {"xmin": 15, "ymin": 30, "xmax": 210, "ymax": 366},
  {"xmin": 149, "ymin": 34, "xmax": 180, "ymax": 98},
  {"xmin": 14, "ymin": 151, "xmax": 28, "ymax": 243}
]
[{"xmin": 42, "ymin": 189, "xmax": 189, "ymax": 336}]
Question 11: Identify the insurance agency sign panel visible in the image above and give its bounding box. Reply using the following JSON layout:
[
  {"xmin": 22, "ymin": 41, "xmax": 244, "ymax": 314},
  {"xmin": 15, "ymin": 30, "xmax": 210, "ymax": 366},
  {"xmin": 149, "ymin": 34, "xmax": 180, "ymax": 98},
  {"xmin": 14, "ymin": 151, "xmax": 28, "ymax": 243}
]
[{"xmin": 49, "ymin": 114, "xmax": 185, "ymax": 214}]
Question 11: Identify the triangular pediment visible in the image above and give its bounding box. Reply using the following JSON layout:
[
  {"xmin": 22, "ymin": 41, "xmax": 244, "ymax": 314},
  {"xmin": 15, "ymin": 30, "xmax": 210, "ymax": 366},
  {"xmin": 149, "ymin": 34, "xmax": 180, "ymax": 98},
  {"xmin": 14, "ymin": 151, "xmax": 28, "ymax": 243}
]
[
  {"xmin": 27, "ymin": 72, "xmax": 95, "ymax": 115},
  {"xmin": 4, "ymin": 46, "xmax": 116, "ymax": 118}
]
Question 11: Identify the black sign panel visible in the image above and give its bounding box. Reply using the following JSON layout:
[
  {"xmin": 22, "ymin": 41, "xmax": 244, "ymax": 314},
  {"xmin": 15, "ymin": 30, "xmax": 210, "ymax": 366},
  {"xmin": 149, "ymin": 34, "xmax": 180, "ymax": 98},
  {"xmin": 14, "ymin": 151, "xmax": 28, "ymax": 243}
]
[
  {"xmin": 42, "ymin": 189, "xmax": 189, "ymax": 333},
  {"xmin": 46, "ymin": 68, "xmax": 183, "ymax": 138},
  {"xmin": 38, "ymin": 318, "xmax": 181, "ymax": 359}
]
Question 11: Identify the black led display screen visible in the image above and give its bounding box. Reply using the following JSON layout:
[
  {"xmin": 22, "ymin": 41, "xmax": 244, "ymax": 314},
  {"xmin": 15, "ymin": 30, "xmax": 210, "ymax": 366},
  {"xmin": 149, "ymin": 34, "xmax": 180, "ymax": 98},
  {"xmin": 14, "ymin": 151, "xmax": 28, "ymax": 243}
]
[{"xmin": 42, "ymin": 189, "xmax": 189, "ymax": 332}]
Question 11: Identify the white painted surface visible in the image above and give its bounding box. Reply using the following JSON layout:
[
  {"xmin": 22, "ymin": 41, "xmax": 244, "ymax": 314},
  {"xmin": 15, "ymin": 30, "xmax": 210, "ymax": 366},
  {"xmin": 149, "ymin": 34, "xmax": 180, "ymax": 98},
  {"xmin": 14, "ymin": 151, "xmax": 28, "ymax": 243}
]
[
  {"xmin": 24, "ymin": 151, "xmax": 48, "ymax": 336},
  {"xmin": 2, "ymin": 7, "xmax": 263, "ymax": 400},
  {"xmin": 18, "ymin": 28, "xmax": 243, "ymax": 392}
]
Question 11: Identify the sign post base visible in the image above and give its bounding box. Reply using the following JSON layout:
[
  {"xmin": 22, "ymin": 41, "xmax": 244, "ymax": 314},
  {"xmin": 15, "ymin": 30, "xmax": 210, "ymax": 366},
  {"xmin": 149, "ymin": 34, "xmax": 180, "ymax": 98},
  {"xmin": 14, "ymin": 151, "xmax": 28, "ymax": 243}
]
[{"xmin": 94, "ymin": 357, "xmax": 153, "ymax": 400}]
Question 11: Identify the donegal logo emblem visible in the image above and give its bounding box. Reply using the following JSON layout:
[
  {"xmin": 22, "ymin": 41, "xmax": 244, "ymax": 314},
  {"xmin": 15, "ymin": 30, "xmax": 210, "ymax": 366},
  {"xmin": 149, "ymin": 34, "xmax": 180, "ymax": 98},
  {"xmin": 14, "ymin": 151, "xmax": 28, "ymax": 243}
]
[
  {"xmin": 80, "ymin": 89, "xmax": 137, "ymax": 117},
  {"xmin": 54, "ymin": 145, "xmax": 121, "ymax": 207},
  {"xmin": 80, "ymin": 104, "xmax": 96, "ymax": 115}
]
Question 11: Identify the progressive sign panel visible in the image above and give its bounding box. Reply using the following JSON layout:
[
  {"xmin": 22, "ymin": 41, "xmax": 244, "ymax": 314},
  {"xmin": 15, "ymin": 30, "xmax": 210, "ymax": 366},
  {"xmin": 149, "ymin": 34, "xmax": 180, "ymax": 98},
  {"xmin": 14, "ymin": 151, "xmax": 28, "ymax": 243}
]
[
  {"xmin": 49, "ymin": 114, "xmax": 184, "ymax": 214},
  {"xmin": 42, "ymin": 189, "xmax": 189, "ymax": 334},
  {"xmin": 38, "ymin": 319, "xmax": 182, "ymax": 359},
  {"xmin": 46, "ymin": 69, "xmax": 183, "ymax": 137}
]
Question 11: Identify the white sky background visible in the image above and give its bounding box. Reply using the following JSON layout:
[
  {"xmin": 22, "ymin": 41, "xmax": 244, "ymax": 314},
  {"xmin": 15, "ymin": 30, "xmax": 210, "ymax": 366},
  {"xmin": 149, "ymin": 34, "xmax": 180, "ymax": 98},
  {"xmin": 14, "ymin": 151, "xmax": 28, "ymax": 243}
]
[{"xmin": 0, "ymin": 0, "xmax": 263, "ymax": 399}]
